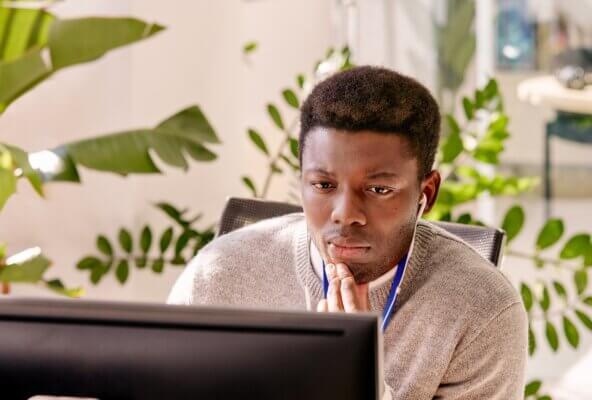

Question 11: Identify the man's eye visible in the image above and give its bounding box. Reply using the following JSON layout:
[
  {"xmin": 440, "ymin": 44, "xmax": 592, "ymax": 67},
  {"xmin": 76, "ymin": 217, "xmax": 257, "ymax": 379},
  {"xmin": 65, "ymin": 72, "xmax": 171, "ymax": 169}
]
[
  {"xmin": 312, "ymin": 182, "xmax": 334, "ymax": 190},
  {"xmin": 368, "ymin": 186, "xmax": 393, "ymax": 195}
]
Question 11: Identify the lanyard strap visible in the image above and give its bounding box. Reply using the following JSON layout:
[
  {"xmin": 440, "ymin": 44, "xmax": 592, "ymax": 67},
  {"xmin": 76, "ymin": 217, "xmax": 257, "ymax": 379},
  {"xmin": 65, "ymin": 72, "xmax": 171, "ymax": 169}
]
[{"xmin": 322, "ymin": 254, "xmax": 409, "ymax": 333}]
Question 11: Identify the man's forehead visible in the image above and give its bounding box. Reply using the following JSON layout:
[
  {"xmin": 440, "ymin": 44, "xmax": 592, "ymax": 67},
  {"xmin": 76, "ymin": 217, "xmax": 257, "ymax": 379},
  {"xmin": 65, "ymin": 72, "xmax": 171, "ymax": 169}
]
[{"xmin": 302, "ymin": 127, "xmax": 416, "ymax": 172}]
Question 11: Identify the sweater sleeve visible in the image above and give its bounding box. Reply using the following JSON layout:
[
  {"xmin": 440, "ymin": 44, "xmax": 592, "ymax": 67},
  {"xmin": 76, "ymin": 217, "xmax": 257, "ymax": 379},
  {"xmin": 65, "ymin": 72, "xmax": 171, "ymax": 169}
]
[
  {"xmin": 166, "ymin": 251, "xmax": 225, "ymax": 306},
  {"xmin": 166, "ymin": 257, "xmax": 200, "ymax": 305},
  {"xmin": 433, "ymin": 301, "xmax": 528, "ymax": 400}
]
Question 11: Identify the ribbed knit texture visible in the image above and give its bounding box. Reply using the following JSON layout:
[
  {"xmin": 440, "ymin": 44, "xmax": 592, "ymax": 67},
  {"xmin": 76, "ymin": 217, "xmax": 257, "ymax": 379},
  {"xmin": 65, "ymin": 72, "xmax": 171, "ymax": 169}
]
[{"xmin": 168, "ymin": 213, "xmax": 528, "ymax": 399}]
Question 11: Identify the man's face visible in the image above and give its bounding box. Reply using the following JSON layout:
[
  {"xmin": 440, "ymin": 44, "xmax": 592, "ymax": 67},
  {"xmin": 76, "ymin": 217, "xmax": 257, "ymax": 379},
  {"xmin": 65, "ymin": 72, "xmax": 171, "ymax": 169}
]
[{"xmin": 301, "ymin": 127, "xmax": 433, "ymax": 283}]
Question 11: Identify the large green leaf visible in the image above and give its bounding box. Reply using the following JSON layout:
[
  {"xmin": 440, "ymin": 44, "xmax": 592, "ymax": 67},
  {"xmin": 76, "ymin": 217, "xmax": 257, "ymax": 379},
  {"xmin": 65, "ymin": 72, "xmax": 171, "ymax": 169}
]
[
  {"xmin": 48, "ymin": 17, "xmax": 164, "ymax": 70},
  {"xmin": 0, "ymin": 167, "xmax": 16, "ymax": 210},
  {"xmin": 0, "ymin": 48, "xmax": 49, "ymax": 111},
  {"xmin": 0, "ymin": 7, "xmax": 54, "ymax": 62},
  {"xmin": 0, "ymin": 13, "xmax": 164, "ymax": 113},
  {"xmin": 0, "ymin": 145, "xmax": 16, "ymax": 210},
  {"xmin": 0, "ymin": 251, "xmax": 50, "ymax": 283},
  {"xmin": 65, "ymin": 130, "xmax": 216, "ymax": 174},
  {"xmin": 30, "ymin": 106, "xmax": 218, "ymax": 178},
  {"xmin": 156, "ymin": 106, "xmax": 220, "ymax": 144}
]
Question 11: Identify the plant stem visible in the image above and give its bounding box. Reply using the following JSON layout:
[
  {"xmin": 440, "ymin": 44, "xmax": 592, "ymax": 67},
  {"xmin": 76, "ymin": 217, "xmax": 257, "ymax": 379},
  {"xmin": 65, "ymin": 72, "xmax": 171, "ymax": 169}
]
[
  {"xmin": 506, "ymin": 249, "xmax": 579, "ymax": 271},
  {"xmin": 111, "ymin": 255, "xmax": 186, "ymax": 266},
  {"xmin": 528, "ymin": 301, "xmax": 580, "ymax": 321},
  {"xmin": 260, "ymin": 116, "xmax": 299, "ymax": 199}
]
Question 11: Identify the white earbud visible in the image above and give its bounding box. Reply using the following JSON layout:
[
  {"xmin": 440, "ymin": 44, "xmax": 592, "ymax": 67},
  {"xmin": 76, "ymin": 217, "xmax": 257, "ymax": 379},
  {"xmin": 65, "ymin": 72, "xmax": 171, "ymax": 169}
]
[
  {"xmin": 419, "ymin": 193, "xmax": 427, "ymax": 206},
  {"xmin": 417, "ymin": 193, "xmax": 427, "ymax": 217}
]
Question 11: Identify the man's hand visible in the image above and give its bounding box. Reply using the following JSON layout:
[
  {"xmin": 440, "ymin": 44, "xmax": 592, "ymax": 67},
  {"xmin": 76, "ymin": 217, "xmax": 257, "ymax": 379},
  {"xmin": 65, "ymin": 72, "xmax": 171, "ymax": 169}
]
[{"xmin": 316, "ymin": 263, "xmax": 370, "ymax": 313}]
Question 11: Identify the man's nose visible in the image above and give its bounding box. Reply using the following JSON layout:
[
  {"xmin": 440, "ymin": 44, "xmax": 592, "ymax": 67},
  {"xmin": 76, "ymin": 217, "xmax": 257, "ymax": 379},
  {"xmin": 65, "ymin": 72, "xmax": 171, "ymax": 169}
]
[{"xmin": 330, "ymin": 190, "xmax": 367, "ymax": 226}]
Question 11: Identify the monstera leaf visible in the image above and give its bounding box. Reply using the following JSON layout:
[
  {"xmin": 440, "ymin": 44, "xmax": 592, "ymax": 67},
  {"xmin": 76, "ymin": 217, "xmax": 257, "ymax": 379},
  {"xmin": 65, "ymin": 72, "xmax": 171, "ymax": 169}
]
[
  {"xmin": 0, "ymin": 4, "xmax": 164, "ymax": 113},
  {"xmin": 30, "ymin": 105, "xmax": 219, "ymax": 182},
  {"xmin": 0, "ymin": 104, "xmax": 219, "ymax": 210}
]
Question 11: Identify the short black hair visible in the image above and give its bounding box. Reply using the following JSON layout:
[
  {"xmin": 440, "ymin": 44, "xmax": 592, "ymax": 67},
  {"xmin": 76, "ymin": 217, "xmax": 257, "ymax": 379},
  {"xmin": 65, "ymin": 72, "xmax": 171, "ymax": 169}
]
[{"xmin": 299, "ymin": 66, "xmax": 440, "ymax": 179}]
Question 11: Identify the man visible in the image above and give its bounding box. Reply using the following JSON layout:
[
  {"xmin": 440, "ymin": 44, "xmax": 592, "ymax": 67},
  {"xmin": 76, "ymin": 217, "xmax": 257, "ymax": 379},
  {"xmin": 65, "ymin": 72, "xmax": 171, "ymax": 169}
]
[{"xmin": 168, "ymin": 66, "xmax": 528, "ymax": 399}]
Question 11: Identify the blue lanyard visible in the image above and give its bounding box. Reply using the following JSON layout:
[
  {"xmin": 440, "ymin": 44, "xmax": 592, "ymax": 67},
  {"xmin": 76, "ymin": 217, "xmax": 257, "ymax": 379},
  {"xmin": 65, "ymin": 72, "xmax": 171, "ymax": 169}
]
[{"xmin": 322, "ymin": 253, "xmax": 409, "ymax": 333}]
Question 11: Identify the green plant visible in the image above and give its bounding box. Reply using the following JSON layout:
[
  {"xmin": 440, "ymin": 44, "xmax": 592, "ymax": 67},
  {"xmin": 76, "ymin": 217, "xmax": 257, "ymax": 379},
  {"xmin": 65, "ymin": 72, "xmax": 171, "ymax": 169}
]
[
  {"xmin": 0, "ymin": 2, "xmax": 219, "ymax": 295},
  {"xmin": 77, "ymin": 203, "xmax": 215, "ymax": 285}
]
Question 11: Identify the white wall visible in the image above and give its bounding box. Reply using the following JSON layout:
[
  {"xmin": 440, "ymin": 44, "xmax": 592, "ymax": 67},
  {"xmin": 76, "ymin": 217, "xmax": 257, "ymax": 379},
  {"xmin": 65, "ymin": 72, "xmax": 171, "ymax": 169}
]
[{"xmin": 0, "ymin": 0, "xmax": 334, "ymax": 301}]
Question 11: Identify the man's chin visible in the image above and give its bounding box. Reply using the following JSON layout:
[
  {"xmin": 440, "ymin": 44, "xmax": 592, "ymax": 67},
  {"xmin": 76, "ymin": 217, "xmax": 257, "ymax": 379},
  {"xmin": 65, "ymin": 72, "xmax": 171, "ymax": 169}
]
[
  {"xmin": 345, "ymin": 264, "xmax": 375, "ymax": 284},
  {"xmin": 346, "ymin": 261, "xmax": 394, "ymax": 283}
]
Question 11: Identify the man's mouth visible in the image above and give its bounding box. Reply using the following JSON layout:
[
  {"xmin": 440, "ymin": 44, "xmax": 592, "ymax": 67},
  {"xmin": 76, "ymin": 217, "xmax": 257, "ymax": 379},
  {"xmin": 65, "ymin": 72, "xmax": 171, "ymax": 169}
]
[{"xmin": 327, "ymin": 238, "xmax": 371, "ymax": 261}]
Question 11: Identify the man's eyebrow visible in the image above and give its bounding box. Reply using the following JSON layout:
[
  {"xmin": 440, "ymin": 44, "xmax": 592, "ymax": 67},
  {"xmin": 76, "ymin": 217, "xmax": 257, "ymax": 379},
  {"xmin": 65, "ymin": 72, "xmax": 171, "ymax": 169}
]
[
  {"xmin": 366, "ymin": 171, "xmax": 399, "ymax": 179},
  {"xmin": 304, "ymin": 167, "xmax": 334, "ymax": 176}
]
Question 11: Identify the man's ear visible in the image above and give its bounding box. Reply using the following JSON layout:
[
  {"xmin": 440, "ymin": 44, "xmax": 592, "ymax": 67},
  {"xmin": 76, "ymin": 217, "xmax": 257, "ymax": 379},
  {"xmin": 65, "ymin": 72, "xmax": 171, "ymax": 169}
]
[{"xmin": 420, "ymin": 170, "xmax": 441, "ymax": 214}]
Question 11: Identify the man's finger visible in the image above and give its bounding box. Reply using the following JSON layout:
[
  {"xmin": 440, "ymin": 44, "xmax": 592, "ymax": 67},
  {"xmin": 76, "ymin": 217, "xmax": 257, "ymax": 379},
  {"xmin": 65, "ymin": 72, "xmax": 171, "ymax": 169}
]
[
  {"xmin": 316, "ymin": 299, "xmax": 328, "ymax": 312},
  {"xmin": 340, "ymin": 276, "xmax": 360, "ymax": 312},
  {"xmin": 325, "ymin": 263, "xmax": 336, "ymax": 280},
  {"xmin": 336, "ymin": 263, "xmax": 353, "ymax": 279},
  {"xmin": 327, "ymin": 277, "xmax": 343, "ymax": 312}
]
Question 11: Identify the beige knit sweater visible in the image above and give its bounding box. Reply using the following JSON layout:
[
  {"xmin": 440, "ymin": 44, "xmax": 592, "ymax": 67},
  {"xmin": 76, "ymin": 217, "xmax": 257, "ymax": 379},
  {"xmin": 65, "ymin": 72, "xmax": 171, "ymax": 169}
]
[{"xmin": 168, "ymin": 213, "xmax": 528, "ymax": 399}]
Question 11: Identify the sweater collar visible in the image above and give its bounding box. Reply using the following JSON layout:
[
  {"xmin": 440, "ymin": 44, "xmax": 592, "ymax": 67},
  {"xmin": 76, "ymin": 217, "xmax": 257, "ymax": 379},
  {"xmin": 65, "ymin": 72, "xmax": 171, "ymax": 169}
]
[
  {"xmin": 293, "ymin": 216, "xmax": 434, "ymax": 312},
  {"xmin": 309, "ymin": 240, "xmax": 398, "ymax": 291}
]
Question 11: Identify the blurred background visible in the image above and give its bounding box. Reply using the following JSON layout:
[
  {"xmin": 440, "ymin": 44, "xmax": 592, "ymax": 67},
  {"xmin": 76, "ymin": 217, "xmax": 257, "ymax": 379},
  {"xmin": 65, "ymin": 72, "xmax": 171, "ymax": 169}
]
[{"xmin": 1, "ymin": 0, "xmax": 591, "ymax": 398}]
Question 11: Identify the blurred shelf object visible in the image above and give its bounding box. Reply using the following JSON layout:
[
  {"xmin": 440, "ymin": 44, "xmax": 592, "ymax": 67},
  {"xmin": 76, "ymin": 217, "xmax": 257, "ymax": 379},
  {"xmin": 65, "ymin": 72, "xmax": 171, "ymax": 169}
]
[{"xmin": 518, "ymin": 75, "xmax": 592, "ymax": 114}]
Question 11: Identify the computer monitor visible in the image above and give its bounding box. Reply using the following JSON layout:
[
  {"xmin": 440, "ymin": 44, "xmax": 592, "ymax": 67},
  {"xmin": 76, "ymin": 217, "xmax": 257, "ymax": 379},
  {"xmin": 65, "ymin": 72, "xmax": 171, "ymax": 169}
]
[{"xmin": 0, "ymin": 298, "xmax": 381, "ymax": 400}]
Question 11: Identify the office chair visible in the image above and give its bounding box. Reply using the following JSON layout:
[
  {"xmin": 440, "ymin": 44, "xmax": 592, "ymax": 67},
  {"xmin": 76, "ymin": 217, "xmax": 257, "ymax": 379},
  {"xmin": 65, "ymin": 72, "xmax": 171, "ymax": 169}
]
[{"xmin": 218, "ymin": 197, "xmax": 506, "ymax": 267}]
